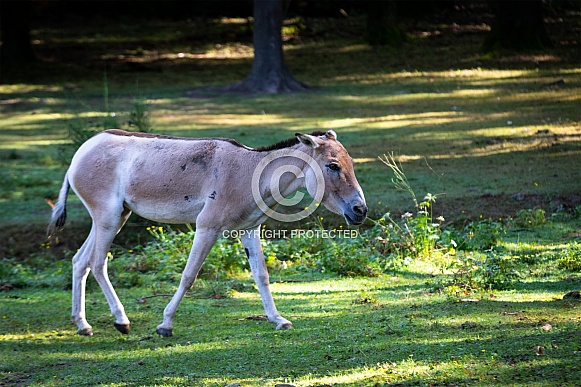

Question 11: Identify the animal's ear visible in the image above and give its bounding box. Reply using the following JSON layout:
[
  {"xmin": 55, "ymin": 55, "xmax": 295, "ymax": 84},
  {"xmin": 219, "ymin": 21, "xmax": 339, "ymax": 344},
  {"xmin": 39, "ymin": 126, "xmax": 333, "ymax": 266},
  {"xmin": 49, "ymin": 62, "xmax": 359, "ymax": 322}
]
[
  {"xmin": 295, "ymin": 133, "xmax": 321, "ymax": 149},
  {"xmin": 325, "ymin": 130, "xmax": 337, "ymax": 140}
]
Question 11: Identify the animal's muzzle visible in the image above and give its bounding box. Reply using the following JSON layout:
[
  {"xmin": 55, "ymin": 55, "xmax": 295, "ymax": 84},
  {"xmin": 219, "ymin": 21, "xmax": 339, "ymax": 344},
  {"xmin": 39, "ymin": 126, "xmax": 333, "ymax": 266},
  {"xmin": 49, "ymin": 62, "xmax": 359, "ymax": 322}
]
[{"xmin": 344, "ymin": 203, "xmax": 368, "ymax": 225}]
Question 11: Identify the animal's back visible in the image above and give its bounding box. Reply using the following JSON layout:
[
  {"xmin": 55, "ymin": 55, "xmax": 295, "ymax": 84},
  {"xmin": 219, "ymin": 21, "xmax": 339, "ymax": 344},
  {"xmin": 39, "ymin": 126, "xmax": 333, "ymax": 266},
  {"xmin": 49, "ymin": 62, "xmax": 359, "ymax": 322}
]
[{"xmin": 68, "ymin": 130, "xmax": 252, "ymax": 224}]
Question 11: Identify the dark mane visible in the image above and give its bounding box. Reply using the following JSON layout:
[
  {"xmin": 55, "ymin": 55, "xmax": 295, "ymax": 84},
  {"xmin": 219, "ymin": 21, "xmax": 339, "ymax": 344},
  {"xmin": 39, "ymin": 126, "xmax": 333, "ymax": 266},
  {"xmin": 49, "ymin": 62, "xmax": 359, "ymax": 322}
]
[
  {"xmin": 104, "ymin": 129, "xmax": 329, "ymax": 152},
  {"xmin": 253, "ymin": 131, "xmax": 327, "ymax": 152}
]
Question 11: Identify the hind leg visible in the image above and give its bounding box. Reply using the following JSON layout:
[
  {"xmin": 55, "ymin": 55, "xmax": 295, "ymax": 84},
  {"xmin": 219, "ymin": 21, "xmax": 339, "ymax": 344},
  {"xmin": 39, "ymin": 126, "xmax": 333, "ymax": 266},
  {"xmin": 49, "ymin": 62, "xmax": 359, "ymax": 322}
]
[
  {"xmin": 72, "ymin": 207, "xmax": 132, "ymax": 335},
  {"xmin": 89, "ymin": 207, "xmax": 133, "ymax": 334},
  {"xmin": 71, "ymin": 228, "xmax": 96, "ymax": 335},
  {"xmin": 90, "ymin": 254, "xmax": 131, "ymax": 334}
]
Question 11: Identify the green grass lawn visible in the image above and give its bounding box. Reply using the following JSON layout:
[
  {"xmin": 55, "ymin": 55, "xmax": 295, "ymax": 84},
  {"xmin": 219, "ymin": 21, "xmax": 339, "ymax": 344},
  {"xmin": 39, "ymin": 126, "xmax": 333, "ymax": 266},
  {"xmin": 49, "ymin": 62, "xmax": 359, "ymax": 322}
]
[
  {"xmin": 2, "ymin": 206, "xmax": 580, "ymax": 386},
  {"xmin": 1, "ymin": 260, "xmax": 579, "ymax": 386}
]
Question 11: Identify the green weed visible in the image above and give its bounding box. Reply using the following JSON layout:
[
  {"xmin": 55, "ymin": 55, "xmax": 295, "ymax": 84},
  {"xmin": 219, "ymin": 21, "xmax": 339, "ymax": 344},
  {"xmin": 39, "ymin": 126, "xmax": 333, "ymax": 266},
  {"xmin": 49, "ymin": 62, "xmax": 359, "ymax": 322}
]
[
  {"xmin": 110, "ymin": 225, "xmax": 382, "ymax": 284},
  {"xmin": 512, "ymin": 208, "xmax": 547, "ymax": 228},
  {"xmin": 128, "ymin": 97, "xmax": 154, "ymax": 133},
  {"xmin": 557, "ymin": 242, "xmax": 581, "ymax": 271},
  {"xmin": 456, "ymin": 218, "xmax": 506, "ymax": 251},
  {"xmin": 364, "ymin": 154, "xmax": 448, "ymax": 271},
  {"xmin": 0, "ymin": 255, "xmax": 71, "ymax": 290},
  {"xmin": 437, "ymin": 250, "xmax": 522, "ymax": 295}
]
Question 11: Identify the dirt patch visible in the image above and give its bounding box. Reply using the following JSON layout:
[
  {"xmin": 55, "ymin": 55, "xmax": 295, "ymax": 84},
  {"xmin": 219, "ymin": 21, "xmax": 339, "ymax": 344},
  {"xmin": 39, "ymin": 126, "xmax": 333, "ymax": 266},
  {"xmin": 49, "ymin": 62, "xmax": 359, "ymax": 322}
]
[
  {"xmin": 437, "ymin": 192, "xmax": 581, "ymax": 226},
  {"xmin": 1, "ymin": 217, "xmax": 154, "ymax": 261}
]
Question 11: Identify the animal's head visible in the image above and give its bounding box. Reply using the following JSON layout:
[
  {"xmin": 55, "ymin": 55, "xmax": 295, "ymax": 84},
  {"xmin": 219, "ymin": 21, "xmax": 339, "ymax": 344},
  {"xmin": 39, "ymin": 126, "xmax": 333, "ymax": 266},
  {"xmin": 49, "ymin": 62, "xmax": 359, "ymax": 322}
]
[{"xmin": 296, "ymin": 130, "xmax": 367, "ymax": 225}]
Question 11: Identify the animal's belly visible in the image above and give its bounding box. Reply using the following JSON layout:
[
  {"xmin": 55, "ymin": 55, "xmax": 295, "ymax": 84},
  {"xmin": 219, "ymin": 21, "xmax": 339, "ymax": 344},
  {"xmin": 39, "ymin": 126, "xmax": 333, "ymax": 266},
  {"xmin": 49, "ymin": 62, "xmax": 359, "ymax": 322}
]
[
  {"xmin": 125, "ymin": 195, "xmax": 205, "ymax": 224},
  {"xmin": 123, "ymin": 166, "xmax": 210, "ymax": 223}
]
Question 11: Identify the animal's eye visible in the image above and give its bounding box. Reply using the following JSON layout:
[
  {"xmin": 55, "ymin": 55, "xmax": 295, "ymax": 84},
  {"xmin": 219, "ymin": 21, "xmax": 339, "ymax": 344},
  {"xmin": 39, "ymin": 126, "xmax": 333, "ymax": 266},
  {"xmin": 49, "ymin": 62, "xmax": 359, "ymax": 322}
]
[{"xmin": 327, "ymin": 162, "xmax": 341, "ymax": 172}]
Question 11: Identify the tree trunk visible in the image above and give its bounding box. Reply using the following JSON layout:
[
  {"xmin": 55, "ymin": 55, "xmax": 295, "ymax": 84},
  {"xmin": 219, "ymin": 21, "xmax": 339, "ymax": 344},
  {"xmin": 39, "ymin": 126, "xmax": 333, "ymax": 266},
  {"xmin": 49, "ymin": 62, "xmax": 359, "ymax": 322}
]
[
  {"xmin": 226, "ymin": 0, "xmax": 308, "ymax": 93},
  {"xmin": 483, "ymin": 0, "xmax": 552, "ymax": 51},
  {"xmin": 0, "ymin": 0, "xmax": 35, "ymax": 64}
]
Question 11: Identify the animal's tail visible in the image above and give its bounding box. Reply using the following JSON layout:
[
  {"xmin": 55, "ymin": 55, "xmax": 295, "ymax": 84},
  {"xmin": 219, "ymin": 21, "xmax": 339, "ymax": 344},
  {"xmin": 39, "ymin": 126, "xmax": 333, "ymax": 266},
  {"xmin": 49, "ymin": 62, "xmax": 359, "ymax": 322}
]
[{"xmin": 47, "ymin": 172, "xmax": 70, "ymax": 238}]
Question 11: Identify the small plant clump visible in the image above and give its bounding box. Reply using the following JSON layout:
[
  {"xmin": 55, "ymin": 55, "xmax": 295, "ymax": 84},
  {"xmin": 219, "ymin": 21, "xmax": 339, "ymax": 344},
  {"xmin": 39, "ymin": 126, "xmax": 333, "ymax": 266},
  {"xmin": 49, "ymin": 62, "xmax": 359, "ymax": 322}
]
[
  {"xmin": 512, "ymin": 208, "xmax": 546, "ymax": 228},
  {"xmin": 362, "ymin": 154, "xmax": 448, "ymax": 271},
  {"xmin": 557, "ymin": 242, "xmax": 581, "ymax": 271},
  {"xmin": 110, "ymin": 225, "xmax": 248, "ymax": 287}
]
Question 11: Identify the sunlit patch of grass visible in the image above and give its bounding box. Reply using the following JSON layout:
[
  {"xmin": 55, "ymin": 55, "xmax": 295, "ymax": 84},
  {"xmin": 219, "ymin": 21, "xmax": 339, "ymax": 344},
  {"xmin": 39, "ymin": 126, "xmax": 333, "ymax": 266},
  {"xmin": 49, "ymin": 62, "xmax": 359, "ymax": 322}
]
[
  {"xmin": 332, "ymin": 68, "xmax": 539, "ymax": 85},
  {"xmin": 203, "ymin": 43, "xmax": 254, "ymax": 59},
  {"xmin": 156, "ymin": 112, "xmax": 293, "ymax": 128},
  {"xmin": 0, "ymin": 112, "xmax": 63, "ymax": 128},
  {"xmin": 320, "ymin": 111, "xmax": 466, "ymax": 131},
  {"xmin": 0, "ymin": 84, "xmax": 65, "ymax": 94},
  {"xmin": 0, "ymin": 138, "xmax": 68, "ymax": 150}
]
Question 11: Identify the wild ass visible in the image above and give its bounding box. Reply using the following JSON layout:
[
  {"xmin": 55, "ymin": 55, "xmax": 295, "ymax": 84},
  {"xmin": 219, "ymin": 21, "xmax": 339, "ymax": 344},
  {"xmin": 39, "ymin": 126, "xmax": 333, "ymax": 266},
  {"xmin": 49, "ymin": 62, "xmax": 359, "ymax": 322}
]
[{"xmin": 48, "ymin": 129, "xmax": 367, "ymax": 337}]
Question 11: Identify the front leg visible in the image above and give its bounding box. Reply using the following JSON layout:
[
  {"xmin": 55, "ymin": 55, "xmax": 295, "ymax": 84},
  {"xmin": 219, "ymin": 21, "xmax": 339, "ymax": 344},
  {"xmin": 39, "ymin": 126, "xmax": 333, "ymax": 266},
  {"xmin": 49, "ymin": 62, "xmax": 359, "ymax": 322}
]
[
  {"xmin": 241, "ymin": 226, "xmax": 292, "ymax": 330},
  {"xmin": 156, "ymin": 228, "xmax": 219, "ymax": 337}
]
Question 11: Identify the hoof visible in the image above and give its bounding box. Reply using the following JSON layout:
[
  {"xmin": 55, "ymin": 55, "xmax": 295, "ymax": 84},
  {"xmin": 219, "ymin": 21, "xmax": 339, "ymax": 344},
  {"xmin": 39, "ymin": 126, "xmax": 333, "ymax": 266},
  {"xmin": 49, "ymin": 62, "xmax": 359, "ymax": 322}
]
[
  {"xmin": 276, "ymin": 322, "xmax": 293, "ymax": 330},
  {"xmin": 77, "ymin": 327, "xmax": 93, "ymax": 336},
  {"xmin": 114, "ymin": 323, "xmax": 130, "ymax": 334},
  {"xmin": 156, "ymin": 327, "xmax": 173, "ymax": 337}
]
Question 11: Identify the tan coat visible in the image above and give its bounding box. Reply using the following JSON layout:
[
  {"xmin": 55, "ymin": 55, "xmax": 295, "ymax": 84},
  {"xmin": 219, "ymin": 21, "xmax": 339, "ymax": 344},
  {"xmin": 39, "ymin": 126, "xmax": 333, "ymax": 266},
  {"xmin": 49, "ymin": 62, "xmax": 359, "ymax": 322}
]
[{"xmin": 48, "ymin": 129, "xmax": 367, "ymax": 337}]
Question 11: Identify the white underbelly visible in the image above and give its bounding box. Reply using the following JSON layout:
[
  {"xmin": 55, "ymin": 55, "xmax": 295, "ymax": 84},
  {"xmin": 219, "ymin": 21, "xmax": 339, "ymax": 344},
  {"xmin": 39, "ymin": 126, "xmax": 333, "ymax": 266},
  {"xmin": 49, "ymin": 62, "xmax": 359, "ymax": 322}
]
[{"xmin": 126, "ymin": 198, "xmax": 204, "ymax": 224}]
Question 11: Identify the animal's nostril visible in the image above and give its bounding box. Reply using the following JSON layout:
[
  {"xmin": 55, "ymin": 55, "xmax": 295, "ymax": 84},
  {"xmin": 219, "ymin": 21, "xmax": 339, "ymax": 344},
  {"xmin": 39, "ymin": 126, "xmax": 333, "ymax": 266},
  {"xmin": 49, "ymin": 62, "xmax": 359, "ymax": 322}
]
[{"xmin": 353, "ymin": 204, "xmax": 367, "ymax": 216}]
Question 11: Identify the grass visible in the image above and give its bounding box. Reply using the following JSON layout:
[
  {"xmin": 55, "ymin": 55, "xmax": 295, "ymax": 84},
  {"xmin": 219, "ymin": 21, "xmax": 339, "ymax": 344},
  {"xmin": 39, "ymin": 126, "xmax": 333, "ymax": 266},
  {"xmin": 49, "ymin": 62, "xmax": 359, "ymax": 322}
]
[
  {"xmin": 1, "ymin": 257, "xmax": 580, "ymax": 386},
  {"xmin": 1, "ymin": 202, "xmax": 580, "ymax": 386}
]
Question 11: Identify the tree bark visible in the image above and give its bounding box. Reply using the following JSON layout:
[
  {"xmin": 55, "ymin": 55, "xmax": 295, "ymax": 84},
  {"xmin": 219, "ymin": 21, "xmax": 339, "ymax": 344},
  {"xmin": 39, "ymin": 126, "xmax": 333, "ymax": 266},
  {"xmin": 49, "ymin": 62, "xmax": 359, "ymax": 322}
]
[
  {"xmin": 483, "ymin": 0, "xmax": 552, "ymax": 51},
  {"xmin": 0, "ymin": 0, "xmax": 35, "ymax": 64},
  {"xmin": 226, "ymin": 0, "xmax": 308, "ymax": 93}
]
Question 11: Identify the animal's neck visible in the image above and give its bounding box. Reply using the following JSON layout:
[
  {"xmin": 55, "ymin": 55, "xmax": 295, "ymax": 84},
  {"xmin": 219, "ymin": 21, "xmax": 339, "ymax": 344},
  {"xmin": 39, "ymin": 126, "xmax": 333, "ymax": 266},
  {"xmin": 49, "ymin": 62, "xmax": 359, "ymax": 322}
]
[{"xmin": 255, "ymin": 144, "xmax": 310, "ymax": 202}]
